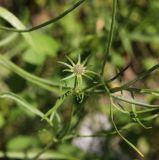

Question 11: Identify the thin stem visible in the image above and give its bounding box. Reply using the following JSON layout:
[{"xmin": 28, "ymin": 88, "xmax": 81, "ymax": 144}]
[
  {"xmin": 110, "ymin": 97, "xmax": 144, "ymax": 157},
  {"xmin": 112, "ymin": 95, "xmax": 159, "ymax": 108},
  {"xmin": 31, "ymin": 138, "xmax": 58, "ymax": 160},
  {"xmin": 101, "ymin": 0, "xmax": 117, "ymax": 75},
  {"xmin": 0, "ymin": 0, "xmax": 86, "ymax": 32}
]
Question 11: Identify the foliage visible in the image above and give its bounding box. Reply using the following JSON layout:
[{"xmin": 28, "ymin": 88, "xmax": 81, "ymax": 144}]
[{"xmin": 0, "ymin": 0, "xmax": 159, "ymax": 159}]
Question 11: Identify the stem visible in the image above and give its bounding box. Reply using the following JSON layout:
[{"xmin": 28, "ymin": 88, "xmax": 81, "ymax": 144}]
[
  {"xmin": 109, "ymin": 97, "xmax": 144, "ymax": 157},
  {"xmin": 0, "ymin": 55, "xmax": 69, "ymax": 93},
  {"xmin": 31, "ymin": 138, "xmax": 58, "ymax": 160},
  {"xmin": 0, "ymin": 0, "xmax": 86, "ymax": 32},
  {"xmin": 101, "ymin": 0, "xmax": 117, "ymax": 76}
]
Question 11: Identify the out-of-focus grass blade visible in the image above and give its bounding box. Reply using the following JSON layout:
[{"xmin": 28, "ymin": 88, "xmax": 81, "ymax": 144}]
[
  {"xmin": 0, "ymin": 150, "xmax": 78, "ymax": 160},
  {"xmin": 129, "ymin": 33, "xmax": 159, "ymax": 43},
  {"xmin": 0, "ymin": 92, "xmax": 50, "ymax": 124},
  {"xmin": 0, "ymin": 7, "xmax": 37, "ymax": 51},
  {"xmin": 119, "ymin": 28, "xmax": 133, "ymax": 55},
  {"xmin": 0, "ymin": 55, "xmax": 66, "ymax": 94},
  {"xmin": 0, "ymin": 33, "xmax": 18, "ymax": 47}
]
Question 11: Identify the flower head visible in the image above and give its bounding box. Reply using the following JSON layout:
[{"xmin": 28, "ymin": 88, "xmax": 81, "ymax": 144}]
[{"xmin": 58, "ymin": 55, "xmax": 96, "ymax": 82}]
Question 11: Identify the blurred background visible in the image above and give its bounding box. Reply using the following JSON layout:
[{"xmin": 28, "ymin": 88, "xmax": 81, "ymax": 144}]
[{"xmin": 0, "ymin": 0, "xmax": 159, "ymax": 159}]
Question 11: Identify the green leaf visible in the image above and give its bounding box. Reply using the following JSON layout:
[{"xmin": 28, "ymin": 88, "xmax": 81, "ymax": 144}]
[
  {"xmin": 22, "ymin": 48, "xmax": 45, "ymax": 65},
  {"xmin": 7, "ymin": 136, "xmax": 35, "ymax": 150},
  {"xmin": 23, "ymin": 32, "xmax": 60, "ymax": 64}
]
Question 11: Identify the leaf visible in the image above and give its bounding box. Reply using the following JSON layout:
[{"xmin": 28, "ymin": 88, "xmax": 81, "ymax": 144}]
[
  {"xmin": 6, "ymin": 136, "xmax": 35, "ymax": 150},
  {"xmin": 23, "ymin": 32, "xmax": 60, "ymax": 64},
  {"xmin": 141, "ymin": 89, "xmax": 159, "ymax": 96},
  {"xmin": 22, "ymin": 48, "xmax": 45, "ymax": 65},
  {"xmin": 0, "ymin": 7, "xmax": 51, "ymax": 65}
]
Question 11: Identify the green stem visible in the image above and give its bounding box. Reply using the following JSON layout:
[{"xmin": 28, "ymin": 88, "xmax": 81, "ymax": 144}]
[
  {"xmin": 31, "ymin": 138, "xmax": 58, "ymax": 160},
  {"xmin": 110, "ymin": 97, "xmax": 144, "ymax": 157},
  {"xmin": 0, "ymin": 55, "xmax": 69, "ymax": 93},
  {"xmin": 112, "ymin": 95, "xmax": 159, "ymax": 108},
  {"xmin": 0, "ymin": 0, "xmax": 86, "ymax": 32},
  {"xmin": 101, "ymin": 0, "xmax": 117, "ymax": 75}
]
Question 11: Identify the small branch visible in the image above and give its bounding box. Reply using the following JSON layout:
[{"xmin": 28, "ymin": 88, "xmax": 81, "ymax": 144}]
[{"xmin": 0, "ymin": 0, "xmax": 86, "ymax": 32}]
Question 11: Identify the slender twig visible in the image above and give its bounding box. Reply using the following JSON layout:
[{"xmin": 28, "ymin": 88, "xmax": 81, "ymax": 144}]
[
  {"xmin": 31, "ymin": 138, "xmax": 58, "ymax": 160},
  {"xmin": 101, "ymin": 0, "xmax": 117, "ymax": 75},
  {"xmin": 107, "ymin": 63, "xmax": 131, "ymax": 82},
  {"xmin": 0, "ymin": 0, "xmax": 86, "ymax": 32}
]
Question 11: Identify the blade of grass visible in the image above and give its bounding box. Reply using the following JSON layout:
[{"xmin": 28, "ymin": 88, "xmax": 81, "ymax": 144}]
[
  {"xmin": 0, "ymin": 0, "xmax": 86, "ymax": 32},
  {"xmin": 0, "ymin": 33, "xmax": 18, "ymax": 47}
]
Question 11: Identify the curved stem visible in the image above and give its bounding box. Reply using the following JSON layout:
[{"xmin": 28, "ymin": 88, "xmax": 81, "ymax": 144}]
[
  {"xmin": 109, "ymin": 97, "xmax": 144, "ymax": 157},
  {"xmin": 0, "ymin": 0, "xmax": 86, "ymax": 32},
  {"xmin": 0, "ymin": 55, "xmax": 70, "ymax": 93},
  {"xmin": 101, "ymin": 0, "xmax": 117, "ymax": 75}
]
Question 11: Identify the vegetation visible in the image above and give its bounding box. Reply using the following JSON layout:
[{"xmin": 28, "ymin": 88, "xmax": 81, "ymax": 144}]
[{"xmin": 0, "ymin": 0, "xmax": 159, "ymax": 159}]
